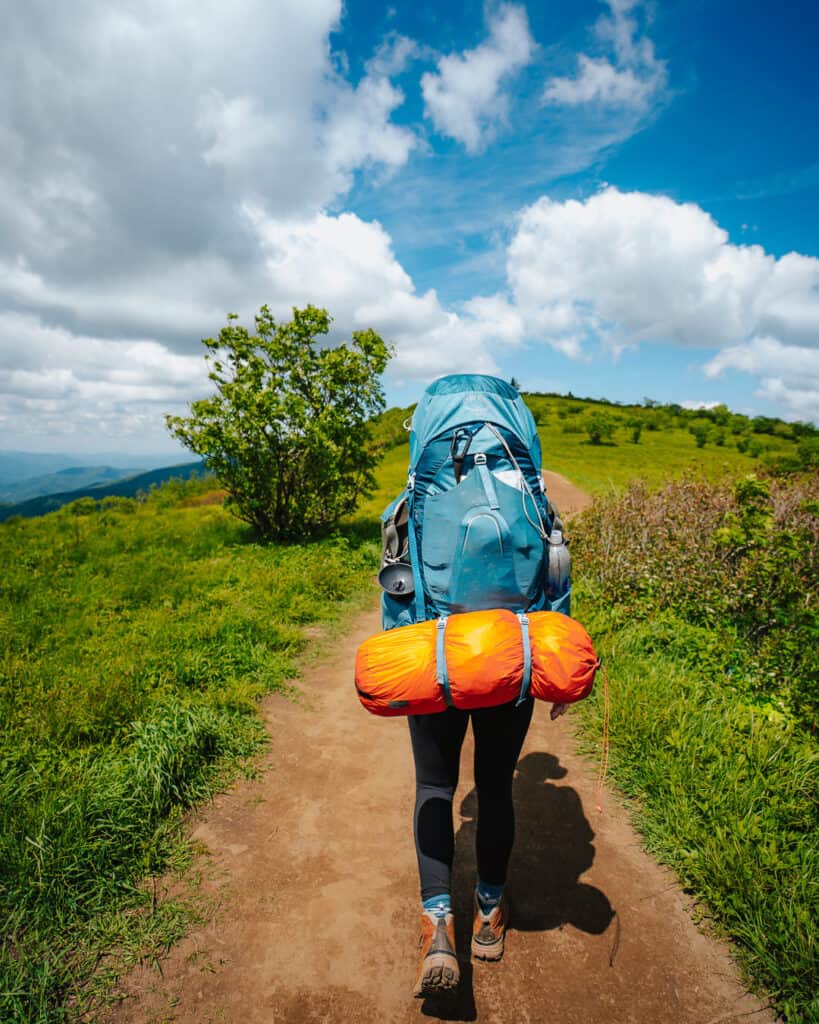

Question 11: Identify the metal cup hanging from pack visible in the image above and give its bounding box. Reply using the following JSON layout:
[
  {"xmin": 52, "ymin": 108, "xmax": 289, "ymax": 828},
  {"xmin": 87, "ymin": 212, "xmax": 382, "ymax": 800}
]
[{"xmin": 378, "ymin": 497, "xmax": 414, "ymax": 596}]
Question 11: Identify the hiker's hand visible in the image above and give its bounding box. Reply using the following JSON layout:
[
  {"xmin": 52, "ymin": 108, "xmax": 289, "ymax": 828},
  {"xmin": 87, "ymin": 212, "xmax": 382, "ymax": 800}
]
[{"xmin": 550, "ymin": 702, "xmax": 568, "ymax": 720}]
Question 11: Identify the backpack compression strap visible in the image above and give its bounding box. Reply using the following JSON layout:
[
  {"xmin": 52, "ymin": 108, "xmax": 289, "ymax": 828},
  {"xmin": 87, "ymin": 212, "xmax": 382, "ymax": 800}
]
[
  {"xmin": 516, "ymin": 613, "xmax": 533, "ymax": 705},
  {"xmin": 406, "ymin": 480, "xmax": 427, "ymax": 622},
  {"xmin": 435, "ymin": 617, "xmax": 454, "ymax": 706}
]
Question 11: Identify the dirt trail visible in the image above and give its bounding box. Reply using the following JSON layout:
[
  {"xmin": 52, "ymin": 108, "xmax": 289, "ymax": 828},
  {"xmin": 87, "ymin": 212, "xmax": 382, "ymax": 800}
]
[{"xmin": 107, "ymin": 476, "xmax": 774, "ymax": 1024}]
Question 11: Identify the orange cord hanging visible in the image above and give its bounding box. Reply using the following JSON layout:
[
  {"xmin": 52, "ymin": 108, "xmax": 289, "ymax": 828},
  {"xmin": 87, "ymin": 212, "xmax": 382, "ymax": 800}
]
[{"xmin": 595, "ymin": 663, "xmax": 611, "ymax": 814}]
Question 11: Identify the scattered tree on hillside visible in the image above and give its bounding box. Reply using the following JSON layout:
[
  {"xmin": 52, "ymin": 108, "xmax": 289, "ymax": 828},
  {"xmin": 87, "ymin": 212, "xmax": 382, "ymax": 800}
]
[
  {"xmin": 371, "ymin": 404, "xmax": 414, "ymax": 452},
  {"xmin": 584, "ymin": 411, "xmax": 616, "ymax": 445},
  {"xmin": 166, "ymin": 305, "xmax": 391, "ymax": 539},
  {"xmin": 690, "ymin": 422, "xmax": 710, "ymax": 448},
  {"xmin": 628, "ymin": 417, "xmax": 643, "ymax": 444}
]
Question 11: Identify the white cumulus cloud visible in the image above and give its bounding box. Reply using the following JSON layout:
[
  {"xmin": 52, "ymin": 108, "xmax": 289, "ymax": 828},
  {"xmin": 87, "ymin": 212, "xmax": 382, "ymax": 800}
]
[
  {"xmin": 705, "ymin": 337, "xmax": 819, "ymax": 419},
  {"xmin": 505, "ymin": 187, "xmax": 819, "ymax": 418},
  {"xmin": 0, "ymin": 313, "xmax": 208, "ymax": 451},
  {"xmin": 0, "ymin": 0, "xmax": 425, "ymax": 446},
  {"xmin": 421, "ymin": 5, "xmax": 535, "ymax": 153},
  {"xmin": 543, "ymin": 0, "xmax": 666, "ymax": 110},
  {"xmin": 244, "ymin": 207, "xmax": 509, "ymax": 380},
  {"xmin": 0, "ymin": 0, "xmax": 417, "ymax": 335}
]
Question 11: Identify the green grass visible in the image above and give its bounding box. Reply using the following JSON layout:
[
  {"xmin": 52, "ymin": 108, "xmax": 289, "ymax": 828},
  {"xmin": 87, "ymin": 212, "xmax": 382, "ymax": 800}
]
[
  {"xmin": 535, "ymin": 418, "xmax": 789, "ymax": 495},
  {"xmin": 0, "ymin": 481, "xmax": 380, "ymax": 1023},
  {"xmin": 574, "ymin": 591, "xmax": 818, "ymax": 1024}
]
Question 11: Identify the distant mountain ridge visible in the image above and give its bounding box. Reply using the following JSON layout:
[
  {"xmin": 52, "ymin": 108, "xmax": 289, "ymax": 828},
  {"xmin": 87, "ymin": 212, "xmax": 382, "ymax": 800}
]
[
  {"xmin": 0, "ymin": 461, "xmax": 208, "ymax": 522},
  {"xmin": 0, "ymin": 450, "xmax": 184, "ymax": 487},
  {"xmin": 0, "ymin": 465, "xmax": 147, "ymax": 504}
]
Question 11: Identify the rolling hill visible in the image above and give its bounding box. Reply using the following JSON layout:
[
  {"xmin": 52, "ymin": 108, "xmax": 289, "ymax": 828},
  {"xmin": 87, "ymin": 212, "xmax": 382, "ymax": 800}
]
[{"xmin": 0, "ymin": 460, "xmax": 208, "ymax": 522}]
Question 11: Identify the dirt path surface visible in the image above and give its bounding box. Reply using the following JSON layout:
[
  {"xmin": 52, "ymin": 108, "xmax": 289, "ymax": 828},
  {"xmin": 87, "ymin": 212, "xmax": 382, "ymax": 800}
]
[{"xmin": 106, "ymin": 475, "xmax": 774, "ymax": 1024}]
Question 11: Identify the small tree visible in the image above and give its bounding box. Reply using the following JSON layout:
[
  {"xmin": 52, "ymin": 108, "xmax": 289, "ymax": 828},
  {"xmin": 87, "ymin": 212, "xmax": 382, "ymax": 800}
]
[
  {"xmin": 691, "ymin": 423, "xmax": 710, "ymax": 448},
  {"xmin": 166, "ymin": 305, "xmax": 391, "ymax": 538},
  {"xmin": 628, "ymin": 417, "xmax": 643, "ymax": 444},
  {"xmin": 584, "ymin": 412, "xmax": 616, "ymax": 445}
]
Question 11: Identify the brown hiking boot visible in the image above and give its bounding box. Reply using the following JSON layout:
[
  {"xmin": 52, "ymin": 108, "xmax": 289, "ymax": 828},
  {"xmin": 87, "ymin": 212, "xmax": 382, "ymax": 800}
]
[
  {"xmin": 471, "ymin": 894, "xmax": 509, "ymax": 961},
  {"xmin": 413, "ymin": 910, "xmax": 459, "ymax": 997}
]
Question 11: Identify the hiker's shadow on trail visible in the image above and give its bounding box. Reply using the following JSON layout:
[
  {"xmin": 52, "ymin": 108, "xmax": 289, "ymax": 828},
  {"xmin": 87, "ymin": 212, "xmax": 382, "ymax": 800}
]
[{"xmin": 420, "ymin": 751, "xmax": 613, "ymax": 1021}]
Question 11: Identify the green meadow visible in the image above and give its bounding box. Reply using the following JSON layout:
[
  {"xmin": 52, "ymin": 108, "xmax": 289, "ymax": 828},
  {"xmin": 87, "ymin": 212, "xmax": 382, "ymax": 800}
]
[{"xmin": 1, "ymin": 393, "xmax": 816, "ymax": 1022}]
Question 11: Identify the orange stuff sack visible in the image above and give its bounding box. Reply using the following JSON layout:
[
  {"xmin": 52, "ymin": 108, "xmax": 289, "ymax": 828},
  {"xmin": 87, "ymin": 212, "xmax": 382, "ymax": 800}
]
[{"xmin": 355, "ymin": 609, "xmax": 598, "ymax": 717}]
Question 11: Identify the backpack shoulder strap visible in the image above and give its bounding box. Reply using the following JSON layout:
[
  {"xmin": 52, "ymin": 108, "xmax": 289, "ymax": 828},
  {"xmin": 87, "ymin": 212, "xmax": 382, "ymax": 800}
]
[{"xmin": 406, "ymin": 477, "xmax": 427, "ymax": 621}]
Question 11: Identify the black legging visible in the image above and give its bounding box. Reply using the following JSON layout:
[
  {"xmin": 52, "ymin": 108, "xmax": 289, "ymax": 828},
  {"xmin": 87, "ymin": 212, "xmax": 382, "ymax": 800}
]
[{"xmin": 408, "ymin": 699, "xmax": 534, "ymax": 900}]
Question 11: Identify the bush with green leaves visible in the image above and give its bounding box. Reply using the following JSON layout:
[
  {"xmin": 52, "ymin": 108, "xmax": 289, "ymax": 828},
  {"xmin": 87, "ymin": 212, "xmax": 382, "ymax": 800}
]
[
  {"xmin": 167, "ymin": 305, "xmax": 391, "ymax": 539},
  {"xmin": 370, "ymin": 404, "xmax": 414, "ymax": 451},
  {"xmin": 573, "ymin": 472, "xmax": 818, "ymax": 730},
  {"xmin": 583, "ymin": 411, "xmax": 616, "ymax": 445}
]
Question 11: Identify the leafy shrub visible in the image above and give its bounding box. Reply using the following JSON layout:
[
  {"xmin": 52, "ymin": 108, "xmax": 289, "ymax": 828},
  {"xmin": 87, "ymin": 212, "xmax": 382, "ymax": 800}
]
[
  {"xmin": 573, "ymin": 473, "xmax": 818, "ymax": 730},
  {"xmin": 765, "ymin": 437, "xmax": 819, "ymax": 476},
  {"xmin": 370, "ymin": 404, "xmax": 414, "ymax": 451},
  {"xmin": 167, "ymin": 305, "xmax": 391, "ymax": 539},
  {"xmin": 583, "ymin": 411, "xmax": 616, "ymax": 445}
]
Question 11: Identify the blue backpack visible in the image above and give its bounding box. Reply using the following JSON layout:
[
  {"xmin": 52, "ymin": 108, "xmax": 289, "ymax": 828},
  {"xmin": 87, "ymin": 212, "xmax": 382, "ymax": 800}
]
[{"xmin": 379, "ymin": 374, "xmax": 571, "ymax": 630}]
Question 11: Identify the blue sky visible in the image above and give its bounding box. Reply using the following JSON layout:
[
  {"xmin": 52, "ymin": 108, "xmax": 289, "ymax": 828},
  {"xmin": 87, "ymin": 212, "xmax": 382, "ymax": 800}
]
[{"xmin": 0, "ymin": 0, "xmax": 817, "ymax": 454}]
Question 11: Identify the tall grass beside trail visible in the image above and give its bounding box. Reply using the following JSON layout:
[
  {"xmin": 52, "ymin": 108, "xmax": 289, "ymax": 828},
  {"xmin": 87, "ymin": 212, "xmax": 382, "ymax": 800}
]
[
  {"xmin": 574, "ymin": 473, "xmax": 818, "ymax": 728},
  {"xmin": 571, "ymin": 472, "xmax": 818, "ymax": 1024},
  {"xmin": 0, "ymin": 480, "xmax": 380, "ymax": 1023}
]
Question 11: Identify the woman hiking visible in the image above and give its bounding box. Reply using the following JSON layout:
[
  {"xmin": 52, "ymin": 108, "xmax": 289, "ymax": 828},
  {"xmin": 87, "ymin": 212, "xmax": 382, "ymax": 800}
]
[{"xmin": 373, "ymin": 375, "xmax": 573, "ymax": 998}]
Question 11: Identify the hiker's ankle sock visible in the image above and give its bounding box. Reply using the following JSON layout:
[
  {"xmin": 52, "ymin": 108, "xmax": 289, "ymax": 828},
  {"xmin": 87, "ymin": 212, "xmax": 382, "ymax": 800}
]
[
  {"xmin": 422, "ymin": 894, "xmax": 451, "ymax": 919},
  {"xmin": 476, "ymin": 879, "xmax": 504, "ymax": 914}
]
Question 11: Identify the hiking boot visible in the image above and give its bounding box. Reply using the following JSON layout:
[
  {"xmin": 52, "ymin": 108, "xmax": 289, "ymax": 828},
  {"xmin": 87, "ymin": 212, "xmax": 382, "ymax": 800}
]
[
  {"xmin": 471, "ymin": 894, "xmax": 509, "ymax": 961},
  {"xmin": 413, "ymin": 910, "xmax": 459, "ymax": 997}
]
